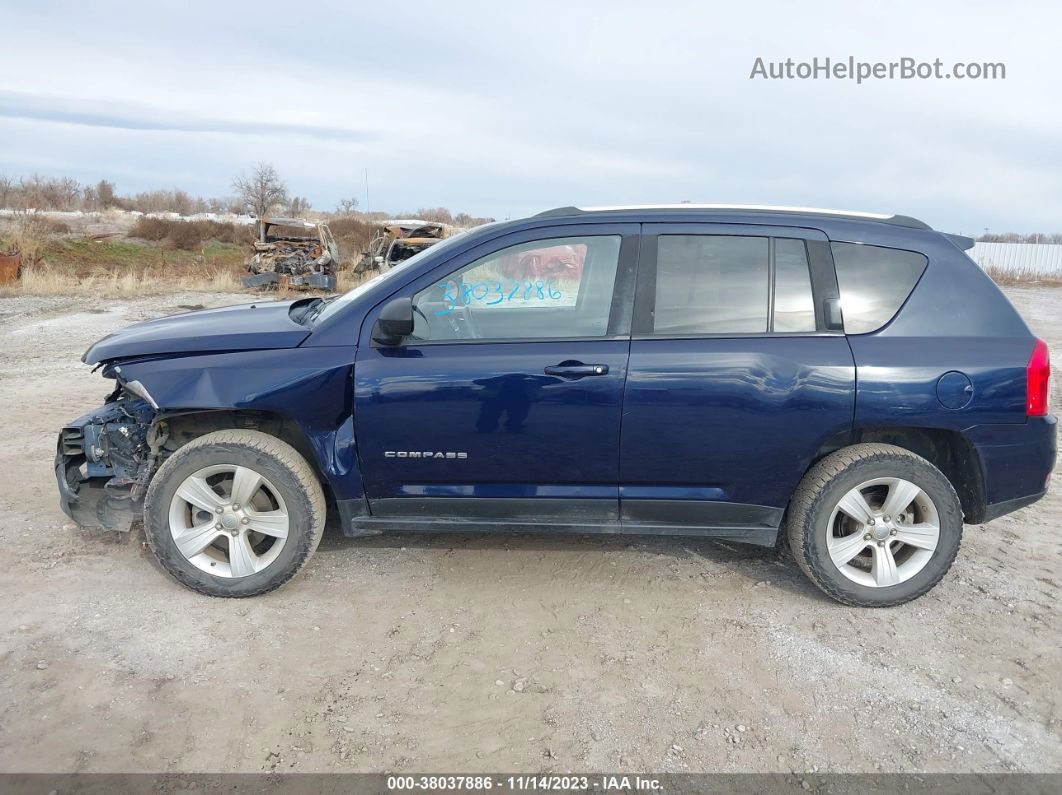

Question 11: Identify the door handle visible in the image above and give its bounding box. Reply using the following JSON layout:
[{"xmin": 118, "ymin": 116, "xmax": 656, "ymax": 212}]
[{"xmin": 544, "ymin": 362, "xmax": 609, "ymax": 378}]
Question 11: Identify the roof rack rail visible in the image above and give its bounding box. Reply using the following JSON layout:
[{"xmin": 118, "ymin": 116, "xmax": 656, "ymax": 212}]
[
  {"xmin": 535, "ymin": 206, "xmax": 584, "ymax": 218},
  {"xmin": 534, "ymin": 204, "xmax": 931, "ymax": 230}
]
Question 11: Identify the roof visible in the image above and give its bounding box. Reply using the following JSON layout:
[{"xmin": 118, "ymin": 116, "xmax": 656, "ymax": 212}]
[
  {"xmin": 377, "ymin": 219, "xmax": 446, "ymax": 229},
  {"xmin": 393, "ymin": 237, "xmax": 445, "ymax": 246},
  {"xmin": 534, "ymin": 204, "xmax": 931, "ymax": 230},
  {"xmin": 259, "ymin": 217, "xmax": 318, "ymax": 228}
]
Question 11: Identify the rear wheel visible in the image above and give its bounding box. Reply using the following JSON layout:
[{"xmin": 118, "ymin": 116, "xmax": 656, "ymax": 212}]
[
  {"xmin": 787, "ymin": 444, "xmax": 963, "ymax": 607},
  {"xmin": 143, "ymin": 430, "xmax": 325, "ymax": 597}
]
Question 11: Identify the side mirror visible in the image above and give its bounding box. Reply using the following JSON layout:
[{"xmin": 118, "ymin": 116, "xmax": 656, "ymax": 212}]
[{"xmin": 372, "ymin": 296, "xmax": 414, "ymax": 345}]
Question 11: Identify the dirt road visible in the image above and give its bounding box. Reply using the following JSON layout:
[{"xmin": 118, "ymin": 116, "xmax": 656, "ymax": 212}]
[{"xmin": 0, "ymin": 288, "xmax": 1059, "ymax": 774}]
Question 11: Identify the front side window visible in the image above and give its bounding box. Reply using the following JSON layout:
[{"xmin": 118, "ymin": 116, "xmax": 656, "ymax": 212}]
[
  {"xmin": 653, "ymin": 235, "xmax": 770, "ymax": 334},
  {"xmin": 831, "ymin": 242, "xmax": 928, "ymax": 333},
  {"xmin": 411, "ymin": 235, "xmax": 621, "ymax": 342}
]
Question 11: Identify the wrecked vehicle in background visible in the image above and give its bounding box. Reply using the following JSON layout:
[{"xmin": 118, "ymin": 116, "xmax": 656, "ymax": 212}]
[
  {"xmin": 243, "ymin": 217, "xmax": 339, "ymax": 290},
  {"xmin": 355, "ymin": 220, "xmax": 454, "ymax": 274}
]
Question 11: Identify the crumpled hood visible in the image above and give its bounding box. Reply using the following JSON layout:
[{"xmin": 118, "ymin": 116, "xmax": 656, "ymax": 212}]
[{"xmin": 83, "ymin": 300, "xmax": 311, "ymax": 364}]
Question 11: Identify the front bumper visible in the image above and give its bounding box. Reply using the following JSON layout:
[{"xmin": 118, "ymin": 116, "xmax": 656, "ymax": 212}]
[
  {"xmin": 55, "ymin": 397, "xmax": 155, "ymax": 532},
  {"xmin": 55, "ymin": 450, "xmax": 139, "ymax": 531}
]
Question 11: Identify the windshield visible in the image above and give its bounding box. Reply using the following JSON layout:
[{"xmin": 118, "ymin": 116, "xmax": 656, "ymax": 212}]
[{"xmin": 314, "ymin": 229, "xmax": 477, "ymax": 325}]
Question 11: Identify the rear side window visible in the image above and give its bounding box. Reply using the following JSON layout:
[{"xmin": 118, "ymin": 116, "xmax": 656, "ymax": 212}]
[
  {"xmin": 654, "ymin": 235, "xmax": 769, "ymax": 334},
  {"xmin": 831, "ymin": 242, "xmax": 928, "ymax": 333}
]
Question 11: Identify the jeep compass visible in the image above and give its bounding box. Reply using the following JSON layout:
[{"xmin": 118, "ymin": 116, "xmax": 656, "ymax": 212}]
[{"xmin": 56, "ymin": 205, "xmax": 1056, "ymax": 606}]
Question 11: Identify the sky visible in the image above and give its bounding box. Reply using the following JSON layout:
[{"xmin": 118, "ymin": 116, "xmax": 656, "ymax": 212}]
[{"xmin": 0, "ymin": 0, "xmax": 1059, "ymax": 233}]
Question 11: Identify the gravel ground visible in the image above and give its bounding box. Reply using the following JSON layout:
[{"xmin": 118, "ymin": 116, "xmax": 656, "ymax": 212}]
[{"xmin": 0, "ymin": 288, "xmax": 1059, "ymax": 774}]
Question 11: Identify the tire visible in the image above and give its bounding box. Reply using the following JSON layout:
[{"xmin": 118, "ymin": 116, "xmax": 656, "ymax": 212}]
[
  {"xmin": 143, "ymin": 430, "xmax": 325, "ymax": 597},
  {"xmin": 787, "ymin": 443, "xmax": 963, "ymax": 607}
]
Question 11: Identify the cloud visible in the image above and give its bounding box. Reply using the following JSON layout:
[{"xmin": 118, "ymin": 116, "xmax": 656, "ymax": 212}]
[
  {"xmin": 0, "ymin": 91, "xmax": 375, "ymax": 142},
  {"xmin": 0, "ymin": 0, "xmax": 1060, "ymax": 230}
]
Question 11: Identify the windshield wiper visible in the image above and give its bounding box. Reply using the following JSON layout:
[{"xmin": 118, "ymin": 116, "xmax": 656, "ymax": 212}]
[
  {"xmin": 288, "ymin": 297, "xmax": 325, "ymax": 327},
  {"xmin": 305, "ymin": 296, "xmax": 338, "ymax": 325}
]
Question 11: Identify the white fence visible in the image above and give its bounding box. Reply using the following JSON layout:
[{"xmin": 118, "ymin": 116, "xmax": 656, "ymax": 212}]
[
  {"xmin": 968, "ymin": 242, "xmax": 1062, "ymax": 276},
  {"xmin": 0, "ymin": 208, "xmax": 256, "ymax": 225}
]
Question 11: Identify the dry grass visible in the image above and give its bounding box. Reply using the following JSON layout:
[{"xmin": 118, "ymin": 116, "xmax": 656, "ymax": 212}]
[
  {"xmin": 0, "ymin": 211, "xmax": 52, "ymax": 265},
  {"xmin": 0, "ymin": 209, "xmax": 376, "ymax": 298},
  {"xmin": 2, "ymin": 262, "xmax": 368, "ymax": 299},
  {"xmin": 336, "ymin": 271, "xmax": 369, "ymax": 292},
  {"xmin": 1, "ymin": 262, "xmax": 243, "ymax": 297},
  {"xmin": 984, "ymin": 265, "xmax": 1062, "ymax": 287},
  {"xmin": 0, "ymin": 221, "xmax": 251, "ymax": 297}
]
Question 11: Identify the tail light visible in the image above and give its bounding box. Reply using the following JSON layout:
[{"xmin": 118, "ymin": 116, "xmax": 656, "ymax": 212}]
[{"xmin": 1026, "ymin": 338, "xmax": 1051, "ymax": 416}]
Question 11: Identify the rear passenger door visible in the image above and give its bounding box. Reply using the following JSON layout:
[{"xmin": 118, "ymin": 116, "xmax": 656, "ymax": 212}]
[{"xmin": 619, "ymin": 224, "xmax": 855, "ymax": 541}]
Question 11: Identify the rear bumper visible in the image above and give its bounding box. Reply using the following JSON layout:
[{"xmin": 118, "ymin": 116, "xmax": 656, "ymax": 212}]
[
  {"xmin": 981, "ymin": 489, "xmax": 1047, "ymax": 523},
  {"xmin": 969, "ymin": 415, "xmax": 1056, "ymax": 522}
]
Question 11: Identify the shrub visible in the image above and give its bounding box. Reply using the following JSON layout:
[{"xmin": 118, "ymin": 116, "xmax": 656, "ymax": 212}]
[
  {"xmin": 128, "ymin": 217, "xmax": 251, "ymax": 249},
  {"xmin": 165, "ymin": 221, "xmax": 207, "ymax": 250},
  {"xmin": 129, "ymin": 216, "xmax": 171, "ymax": 241},
  {"xmin": 329, "ymin": 217, "xmax": 374, "ymax": 263},
  {"xmin": 203, "ymin": 220, "xmax": 251, "ymax": 246},
  {"xmin": 0, "ymin": 211, "xmax": 52, "ymax": 263}
]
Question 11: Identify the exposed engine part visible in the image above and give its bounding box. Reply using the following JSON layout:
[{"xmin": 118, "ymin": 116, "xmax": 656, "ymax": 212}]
[{"xmin": 56, "ymin": 389, "xmax": 161, "ymax": 532}]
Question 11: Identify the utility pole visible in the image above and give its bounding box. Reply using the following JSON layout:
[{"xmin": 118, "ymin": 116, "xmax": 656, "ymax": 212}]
[{"xmin": 364, "ymin": 168, "xmax": 371, "ymax": 217}]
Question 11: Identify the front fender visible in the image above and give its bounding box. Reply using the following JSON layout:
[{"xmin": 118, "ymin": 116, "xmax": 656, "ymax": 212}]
[{"xmin": 112, "ymin": 347, "xmax": 364, "ymax": 502}]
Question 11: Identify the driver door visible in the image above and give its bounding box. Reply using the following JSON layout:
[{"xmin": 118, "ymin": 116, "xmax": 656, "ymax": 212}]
[{"xmin": 353, "ymin": 224, "xmax": 639, "ymax": 527}]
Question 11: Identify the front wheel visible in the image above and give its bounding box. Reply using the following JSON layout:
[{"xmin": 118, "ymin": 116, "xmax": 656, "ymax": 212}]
[
  {"xmin": 787, "ymin": 443, "xmax": 963, "ymax": 607},
  {"xmin": 143, "ymin": 430, "xmax": 325, "ymax": 597}
]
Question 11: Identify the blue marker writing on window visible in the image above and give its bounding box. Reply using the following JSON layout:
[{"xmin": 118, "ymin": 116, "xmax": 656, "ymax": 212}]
[{"xmin": 433, "ymin": 279, "xmax": 563, "ymax": 315}]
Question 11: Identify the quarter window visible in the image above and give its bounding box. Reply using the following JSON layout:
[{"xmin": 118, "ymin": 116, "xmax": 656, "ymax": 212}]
[
  {"xmin": 772, "ymin": 238, "xmax": 816, "ymax": 332},
  {"xmin": 411, "ymin": 236, "xmax": 621, "ymax": 342},
  {"xmin": 831, "ymin": 242, "xmax": 928, "ymax": 333}
]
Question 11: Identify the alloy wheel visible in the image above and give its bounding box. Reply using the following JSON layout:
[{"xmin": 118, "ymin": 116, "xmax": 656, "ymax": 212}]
[
  {"xmin": 825, "ymin": 477, "xmax": 940, "ymax": 588},
  {"xmin": 168, "ymin": 464, "xmax": 290, "ymax": 578}
]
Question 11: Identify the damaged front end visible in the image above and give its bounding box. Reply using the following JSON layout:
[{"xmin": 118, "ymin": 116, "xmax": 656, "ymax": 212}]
[
  {"xmin": 55, "ymin": 377, "xmax": 166, "ymax": 532},
  {"xmin": 242, "ymin": 217, "xmax": 339, "ymax": 291}
]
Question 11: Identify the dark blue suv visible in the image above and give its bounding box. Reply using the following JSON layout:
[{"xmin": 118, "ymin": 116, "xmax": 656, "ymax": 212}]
[{"xmin": 56, "ymin": 205, "xmax": 1055, "ymax": 606}]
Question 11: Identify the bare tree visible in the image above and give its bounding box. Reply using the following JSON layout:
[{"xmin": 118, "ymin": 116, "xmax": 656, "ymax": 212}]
[
  {"xmin": 286, "ymin": 196, "xmax": 311, "ymax": 217},
  {"xmin": 0, "ymin": 175, "xmax": 13, "ymax": 209},
  {"xmin": 416, "ymin": 206, "xmax": 454, "ymax": 224},
  {"xmin": 206, "ymin": 196, "xmax": 239, "ymax": 215},
  {"xmin": 96, "ymin": 179, "xmax": 118, "ymax": 209},
  {"xmin": 232, "ymin": 162, "xmax": 289, "ymax": 218},
  {"xmin": 17, "ymin": 174, "xmax": 82, "ymax": 210},
  {"xmin": 336, "ymin": 197, "xmax": 360, "ymax": 214},
  {"xmin": 977, "ymin": 231, "xmax": 1062, "ymax": 244}
]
